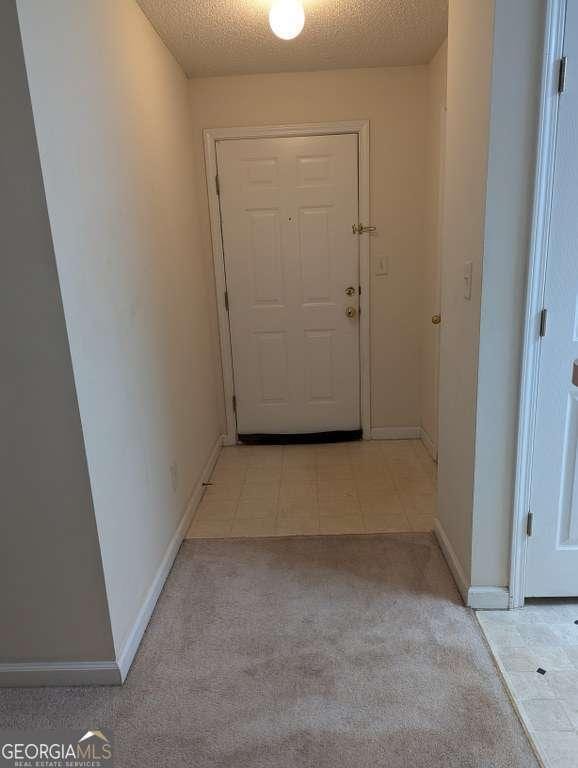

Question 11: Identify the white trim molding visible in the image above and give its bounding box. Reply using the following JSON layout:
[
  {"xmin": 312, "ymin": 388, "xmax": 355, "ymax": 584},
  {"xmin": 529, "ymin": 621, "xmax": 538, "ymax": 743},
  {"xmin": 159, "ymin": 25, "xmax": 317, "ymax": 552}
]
[
  {"xmin": 434, "ymin": 521, "xmax": 510, "ymax": 609},
  {"xmin": 419, "ymin": 427, "xmax": 437, "ymax": 460},
  {"xmin": 203, "ymin": 120, "xmax": 371, "ymax": 444},
  {"xmin": 510, "ymin": 0, "xmax": 566, "ymax": 609},
  {"xmin": 0, "ymin": 661, "xmax": 121, "ymax": 688},
  {"xmin": 468, "ymin": 587, "xmax": 510, "ymax": 611},
  {"xmin": 116, "ymin": 434, "xmax": 222, "ymax": 681},
  {"xmin": 434, "ymin": 520, "xmax": 469, "ymax": 604},
  {"xmin": 371, "ymin": 426, "xmax": 420, "ymax": 440}
]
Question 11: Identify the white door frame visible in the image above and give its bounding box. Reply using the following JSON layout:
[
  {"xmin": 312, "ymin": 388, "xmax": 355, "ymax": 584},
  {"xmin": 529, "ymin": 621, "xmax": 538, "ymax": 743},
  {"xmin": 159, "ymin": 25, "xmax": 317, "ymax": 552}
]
[
  {"xmin": 510, "ymin": 0, "xmax": 566, "ymax": 608},
  {"xmin": 203, "ymin": 120, "xmax": 371, "ymax": 445}
]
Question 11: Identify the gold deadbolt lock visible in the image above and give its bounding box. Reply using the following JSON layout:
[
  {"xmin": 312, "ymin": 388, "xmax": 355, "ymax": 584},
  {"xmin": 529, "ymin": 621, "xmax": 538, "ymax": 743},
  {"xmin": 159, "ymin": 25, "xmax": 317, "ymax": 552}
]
[
  {"xmin": 345, "ymin": 286, "xmax": 356, "ymax": 296},
  {"xmin": 431, "ymin": 314, "xmax": 441, "ymax": 325}
]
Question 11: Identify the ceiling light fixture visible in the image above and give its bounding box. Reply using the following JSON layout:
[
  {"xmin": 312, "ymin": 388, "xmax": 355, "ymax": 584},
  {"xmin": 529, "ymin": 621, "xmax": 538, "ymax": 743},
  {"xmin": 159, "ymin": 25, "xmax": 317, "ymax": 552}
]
[{"xmin": 269, "ymin": 0, "xmax": 305, "ymax": 40}]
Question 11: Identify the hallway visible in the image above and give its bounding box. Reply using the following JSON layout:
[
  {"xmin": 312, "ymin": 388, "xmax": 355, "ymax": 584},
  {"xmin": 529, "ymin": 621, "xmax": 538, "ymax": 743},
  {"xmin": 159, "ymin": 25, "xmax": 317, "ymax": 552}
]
[
  {"xmin": 0, "ymin": 534, "xmax": 537, "ymax": 768},
  {"xmin": 187, "ymin": 440, "xmax": 436, "ymax": 539}
]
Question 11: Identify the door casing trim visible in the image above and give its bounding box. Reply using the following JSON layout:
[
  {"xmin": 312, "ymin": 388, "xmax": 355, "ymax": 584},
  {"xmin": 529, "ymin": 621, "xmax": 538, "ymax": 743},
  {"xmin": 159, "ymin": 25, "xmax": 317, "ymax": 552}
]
[
  {"xmin": 203, "ymin": 121, "xmax": 371, "ymax": 444},
  {"xmin": 510, "ymin": 0, "xmax": 566, "ymax": 608}
]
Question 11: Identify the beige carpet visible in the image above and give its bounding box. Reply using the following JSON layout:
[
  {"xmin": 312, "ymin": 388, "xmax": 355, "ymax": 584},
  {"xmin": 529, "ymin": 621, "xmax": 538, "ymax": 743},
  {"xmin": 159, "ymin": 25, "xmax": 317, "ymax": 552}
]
[{"xmin": 0, "ymin": 534, "xmax": 538, "ymax": 767}]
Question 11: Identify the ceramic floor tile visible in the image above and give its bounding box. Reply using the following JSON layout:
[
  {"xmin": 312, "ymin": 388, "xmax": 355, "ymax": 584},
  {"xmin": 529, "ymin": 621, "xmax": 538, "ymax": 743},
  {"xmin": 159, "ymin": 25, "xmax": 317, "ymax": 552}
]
[
  {"xmin": 276, "ymin": 518, "xmax": 320, "ymax": 536},
  {"xmin": 240, "ymin": 481, "xmax": 280, "ymax": 501},
  {"xmin": 359, "ymin": 492, "xmax": 405, "ymax": 516},
  {"xmin": 394, "ymin": 475, "xmax": 436, "ymax": 495},
  {"xmin": 560, "ymin": 699, "xmax": 578, "ymax": 729},
  {"xmin": 235, "ymin": 499, "xmax": 278, "ymax": 520},
  {"xmin": 479, "ymin": 622, "xmax": 526, "ymax": 651},
  {"xmin": 201, "ymin": 438, "xmax": 437, "ymax": 539},
  {"xmin": 534, "ymin": 731, "xmax": 578, "ymax": 767},
  {"xmin": 247, "ymin": 447, "xmax": 284, "ymax": 467},
  {"xmin": 245, "ymin": 466, "xmax": 282, "ymax": 483},
  {"xmin": 546, "ymin": 671, "xmax": 578, "ymax": 702},
  {"xmin": 202, "ymin": 482, "xmax": 244, "ymax": 501},
  {"xmin": 521, "ymin": 699, "xmax": 574, "ymax": 732},
  {"xmin": 317, "ymin": 480, "xmax": 358, "ymax": 500},
  {"xmin": 408, "ymin": 514, "xmax": 435, "ymax": 532},
  {"xmin": 195, "ymin": 499, "xmax": 237, "ymax": 522},
  {"xmin": 563, "ymin": 647, "xmax": 578, "ymax": 668},
  {"xmin": 277, "ymin": 500, "xmax": 319, "ymax": 521},
  {"xmin": 282, "ymin": 467, "xmax": 318, "ymax": 483},
  {"xmin": 517, "ymin": 624, "xmax": 562, "ymax": 646},
  {"xmin": 318, "ymin": 499, "xmax": 361, "ymax": 517},
  {"xmin": 278, "ymin": 482, "xmax": 317, "ymax": 501},
  {"xmin": 319, "ymin": 514, "xmax": 364, "ymax": 535},
  {"xmin": 504, "ymin": 670, "xmax": 557, "ymax": 702},
  {"xmin": 478, "ymin": 600, "xmax": 578, "ymax": 768},
  {"xmin": 186, "ymin": 519, "xmax": 232, "ymax": 538},
  {"xmin": 231, "ymin": 518, "xmax": 277, "ymax": 538},
  {"xmin": 401, "ymin": 491, "xmax": 436, "ymax": 517},
  {"xmin": 363, "ymin": 512, "xmax": 411, "ymax": 533}
]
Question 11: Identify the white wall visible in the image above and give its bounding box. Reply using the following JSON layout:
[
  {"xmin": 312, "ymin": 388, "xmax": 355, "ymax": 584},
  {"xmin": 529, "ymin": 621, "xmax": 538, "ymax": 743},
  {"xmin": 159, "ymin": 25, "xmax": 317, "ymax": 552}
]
[
  {"xmin": 437, "ymin": 0, "xmax": 495, "ymax": 584},
  {"xmin": 189, "ymin": 67, "xmax": 429, "ymax": 432},
  {"xmin": 437, "ymin": 0, "xmax": 545, "ymax": 596},
  {"xmin": 17, "ymin": 0, "xmax": 223, "ymax": 656},
  {"xmin": 421, "ymin": 40, "xmax": 447, "ymax": 453},
  {"xmin": 472, "ymin": 0, "xmax": 544, "ymax": 588},
  {"xmin": 0, "ymin": 0, "xmax": 114, "ymax": 668}
]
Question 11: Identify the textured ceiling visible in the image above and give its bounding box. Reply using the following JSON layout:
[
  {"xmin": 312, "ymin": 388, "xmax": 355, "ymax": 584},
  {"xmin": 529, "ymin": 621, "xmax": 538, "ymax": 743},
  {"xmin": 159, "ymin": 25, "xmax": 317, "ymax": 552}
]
[{"xmin": 136, "ymin": 0, "xmax": 448, "ymax": 78}]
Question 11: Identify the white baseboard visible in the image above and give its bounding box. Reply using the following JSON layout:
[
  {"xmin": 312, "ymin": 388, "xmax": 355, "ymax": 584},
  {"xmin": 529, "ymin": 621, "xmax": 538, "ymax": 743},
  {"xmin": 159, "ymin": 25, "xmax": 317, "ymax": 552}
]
[
  {"xmin": 0, "ymin": 435, "xmax": 224, "ymax": 689},
  {"xmin": 116, "ymin": 434, "xmax": 223, "ymax": 681},
  {"xmin": 434, "ymin": 521, "xmax": 510, "ymax": 610},
  {"xmin": 370, "ymin": 426, "xmax": 420, "ymax": 440},
  {"xmin": 0, "ymin": 661, "xmax": 121, "ymax": 687},
  {"xmin": 433, "ymin": 520, "xmax": 469, "ymax": 604},
  {"xmin": 419, "ymin": 427, "xmax": 437, "ymax": 460},
  {"xmin": 468, "ymin": 587, "xmax": 510, "ymax": 610}
]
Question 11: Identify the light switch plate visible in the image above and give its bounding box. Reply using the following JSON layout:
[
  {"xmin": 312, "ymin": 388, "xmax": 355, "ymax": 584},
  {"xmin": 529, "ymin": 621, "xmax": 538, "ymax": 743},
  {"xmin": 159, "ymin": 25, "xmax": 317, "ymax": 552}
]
[
  {"xmin": 464, "ymin": 261, "xmax": 473, "ymax": 300},
  {"xmin": 375, "ymin": 254, "xmax": 388, "ymax": 276}
]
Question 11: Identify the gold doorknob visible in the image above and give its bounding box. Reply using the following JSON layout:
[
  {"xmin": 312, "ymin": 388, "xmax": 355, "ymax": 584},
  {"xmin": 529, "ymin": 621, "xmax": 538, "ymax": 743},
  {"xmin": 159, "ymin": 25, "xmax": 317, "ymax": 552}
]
[
  {"xmin": 431, "ymin": 314, "xmax": 441, "ymax": 325},
  {"xmin": 346, "ymin": 306, "xmax": 357, "ymax": 319}
]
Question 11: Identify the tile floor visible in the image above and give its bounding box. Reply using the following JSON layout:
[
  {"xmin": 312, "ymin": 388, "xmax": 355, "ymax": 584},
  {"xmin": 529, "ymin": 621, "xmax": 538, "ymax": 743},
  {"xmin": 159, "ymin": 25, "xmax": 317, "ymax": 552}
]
[
  {"xmin": 186, "ymin": 439, "xmax": 436, "ymax": 539},
  {"xmin": 478, "ymin": 601, "xmax": 578, "ymax": 768}
]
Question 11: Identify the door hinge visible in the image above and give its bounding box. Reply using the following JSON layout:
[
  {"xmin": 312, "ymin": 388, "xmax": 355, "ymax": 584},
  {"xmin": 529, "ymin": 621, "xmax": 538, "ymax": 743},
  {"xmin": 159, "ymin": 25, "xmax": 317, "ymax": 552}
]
[
  {"xmin": 526, "ymin": 512, "xmax": 534, "ymax": 537},
  {"xmin": 232, "ymin": 395, "xmax": 237, "ymax": 414},
  {"xmin": 558, "ymin": 56, "xmax": 567, "ymax": 94},
  {"xmin": 224, "ymin": 290, "xmax": 229, "ymax": 312},
  {"xmin": 539, "ymin": 308, "xmax": 548, "ymax": 337},
  {"xmin": 215, "ymin": 174, "xmax": 221, "ymax": 196}
]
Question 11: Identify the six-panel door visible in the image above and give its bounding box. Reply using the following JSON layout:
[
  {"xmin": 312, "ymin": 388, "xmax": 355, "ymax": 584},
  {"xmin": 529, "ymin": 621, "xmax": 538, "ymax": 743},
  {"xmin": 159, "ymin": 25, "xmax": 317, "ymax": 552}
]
[
  {"xmin": 526, "ymin": 1, "xmax": 578, "ymax": 596},
  {"xmin": 216, "ymin": 134, "xmax": 360, "ymax": 435}
]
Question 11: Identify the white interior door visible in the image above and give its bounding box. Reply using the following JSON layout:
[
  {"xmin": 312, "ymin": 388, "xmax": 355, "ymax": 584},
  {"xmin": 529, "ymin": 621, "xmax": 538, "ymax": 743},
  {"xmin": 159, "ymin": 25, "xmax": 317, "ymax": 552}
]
[
  {"xmin": 216, "ymin": 134, "xmax": 360, "ymax": 435},
  {"xmin": 526, "ymin": 2, "xmax": 578, "ymax": 596}
]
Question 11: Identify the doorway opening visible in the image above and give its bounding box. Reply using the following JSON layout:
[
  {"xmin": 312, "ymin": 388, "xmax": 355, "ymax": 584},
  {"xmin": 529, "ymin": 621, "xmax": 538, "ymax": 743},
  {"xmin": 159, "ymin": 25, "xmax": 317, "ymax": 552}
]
[{"xmin": 204, "ymin": 122, "xmax": 371, "ymax": 446}]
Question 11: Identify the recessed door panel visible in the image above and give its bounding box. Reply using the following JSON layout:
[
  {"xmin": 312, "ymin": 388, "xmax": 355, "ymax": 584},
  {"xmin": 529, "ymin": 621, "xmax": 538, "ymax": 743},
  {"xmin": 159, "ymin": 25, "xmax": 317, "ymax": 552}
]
[
  {"xmin": 299, "ymin": 207, "xmax": 332, "ymax": 304},
  {"xmin": 255, "ymin": 332, "xmax": 289, "ymax": 404},
  {"xmin": 297, "ymin": 155, "xmax": 332, "ymax": 187},
  {"xmin": 305, "ymin": 330, "xmax": 336, "ymax": 403},
  {"xmin": 248, "ymin": 210, "xmax": 284, "ymax": 306},
  {"xmin": 525, "ymin": 0, "xmax": 578, "ymax": 596},
  {"xmin": 217, "ymin": 133, "xmax": 359, "ymax": 435},
  {"xmin": 559, "ymin": 393, "xmax": 578, "ymax": 546}
]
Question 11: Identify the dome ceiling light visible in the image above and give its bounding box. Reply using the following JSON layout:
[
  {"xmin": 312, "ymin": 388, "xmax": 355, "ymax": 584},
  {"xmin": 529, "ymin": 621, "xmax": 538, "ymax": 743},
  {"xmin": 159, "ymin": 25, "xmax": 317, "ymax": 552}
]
[{"xmin": 269, "ymin": 0, "xmax": 305, "ymax": 41}]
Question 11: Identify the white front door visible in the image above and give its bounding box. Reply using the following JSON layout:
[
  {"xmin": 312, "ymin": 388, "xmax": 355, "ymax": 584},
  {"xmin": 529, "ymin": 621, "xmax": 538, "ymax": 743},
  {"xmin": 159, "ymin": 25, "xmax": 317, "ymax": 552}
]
[
  {"xmin": 216, "ymin": 134, "xmax": 360, "ymax": 436},
  {"xmin": 526, "ymin": 2, "xmax": 578, "ymax": 596}
]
